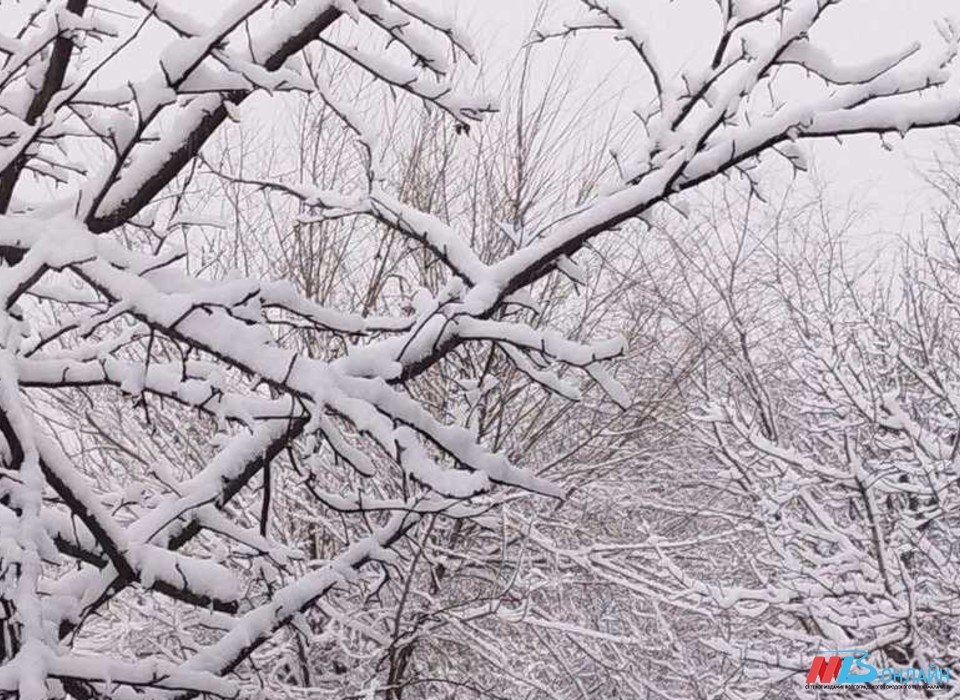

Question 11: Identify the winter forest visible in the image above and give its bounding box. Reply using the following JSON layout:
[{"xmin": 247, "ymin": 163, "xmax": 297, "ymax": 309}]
[{"xmin": 3, "ymin": 0, "xmax": 960, "ymax": 698}]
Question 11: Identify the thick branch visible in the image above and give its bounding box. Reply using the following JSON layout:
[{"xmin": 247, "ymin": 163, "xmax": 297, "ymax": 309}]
[{"xmin": 85, "ymin": 6, "xmax": 342, "ymax": 233}]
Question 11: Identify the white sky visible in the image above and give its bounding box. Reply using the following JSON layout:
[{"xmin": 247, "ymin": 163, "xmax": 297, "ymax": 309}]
[
  {"xmin": 51, "ymin": 0, "xmax": 960, "ymax": 244},
  {"xmin": 436, "ymin": 0, "xmax": 960, "ymax": 244}
]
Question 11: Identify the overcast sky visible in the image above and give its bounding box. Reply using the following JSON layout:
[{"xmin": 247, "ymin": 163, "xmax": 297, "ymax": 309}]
[
  {"xmin": 434, "ymin": 0, "xmax": 960, "ymax": 245},
  {"xmin": 87, "ymin": 0, "xmax": 960, "ymax": 246}
]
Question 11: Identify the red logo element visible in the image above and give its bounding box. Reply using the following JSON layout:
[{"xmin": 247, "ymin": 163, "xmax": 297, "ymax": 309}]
[{"xmin": 807, "ymin": 656, "xmax": 845, "ymax": 684}]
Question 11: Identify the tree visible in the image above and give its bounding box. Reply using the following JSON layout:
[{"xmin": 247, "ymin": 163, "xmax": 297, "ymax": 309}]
[
  {"xmin": 582, "ymin": 178, "xmax": 960, "ymax": 698},
  {"xmin": 2, "ymin": 1, "xmax": 960, "ymax": 698}
]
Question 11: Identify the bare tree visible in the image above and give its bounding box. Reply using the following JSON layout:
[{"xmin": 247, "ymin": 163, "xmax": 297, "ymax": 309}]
[
  {"xmin": 3, "ymin": 1, "xmax": 960, "ymax": 698},
  {"xmin": 594, "ymin": 177, "xmax": 958, "ymax": 698}
]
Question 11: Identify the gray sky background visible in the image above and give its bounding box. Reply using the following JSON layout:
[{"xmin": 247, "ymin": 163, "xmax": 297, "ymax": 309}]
[
  {"xmin": 81, "ymin": 0, "xmax": 960, "ymax": 247},
  {"xmin": 436, "ymin": 0, "xmax": 960, "ymax": 245}
]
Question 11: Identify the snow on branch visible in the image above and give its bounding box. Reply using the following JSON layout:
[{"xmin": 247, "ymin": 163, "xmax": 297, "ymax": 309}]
[{"xmin": 3, "ymin": 0, "xmax": 960, "ymax": 696}]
